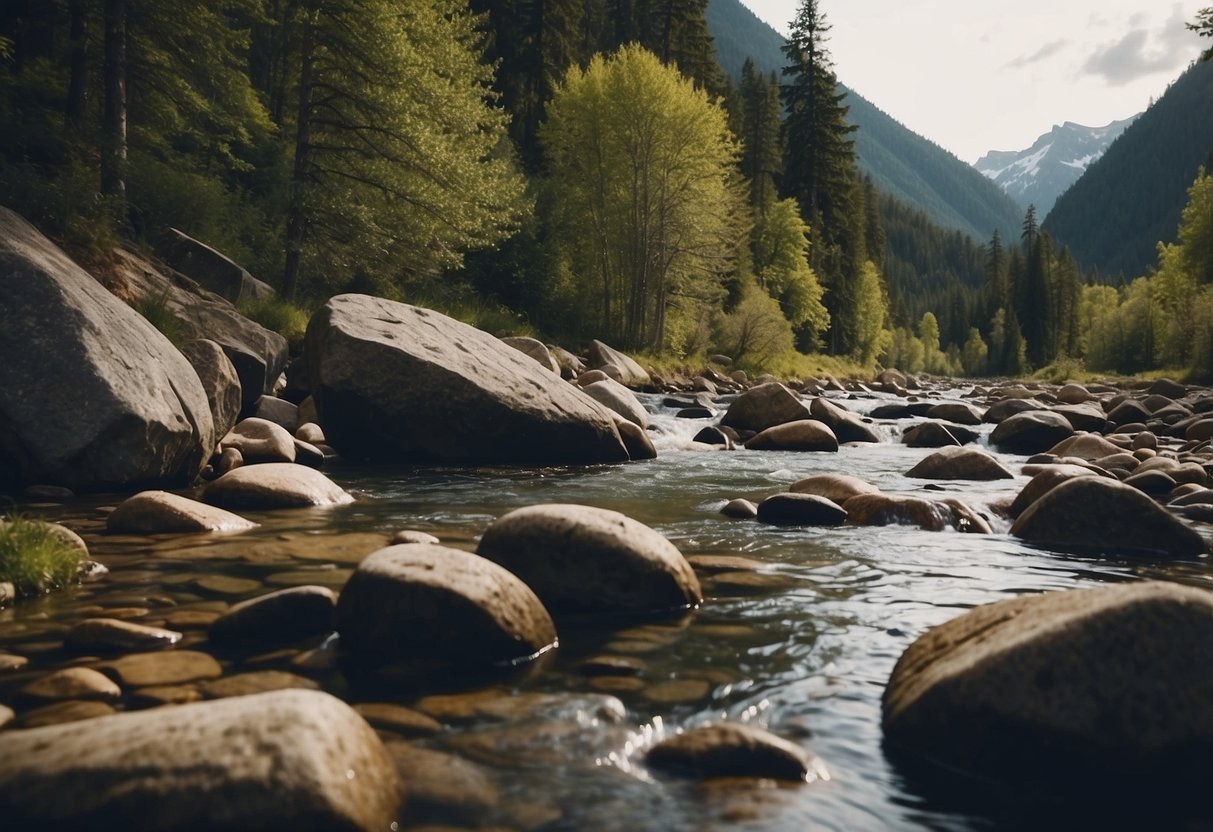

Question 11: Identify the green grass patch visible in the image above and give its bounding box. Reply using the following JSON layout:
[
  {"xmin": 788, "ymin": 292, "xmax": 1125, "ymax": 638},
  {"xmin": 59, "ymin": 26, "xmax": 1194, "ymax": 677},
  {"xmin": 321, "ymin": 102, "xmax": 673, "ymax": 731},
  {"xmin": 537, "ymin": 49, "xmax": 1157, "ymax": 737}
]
[
  {"xmin": 0, "ymin": 516, "xmax": 85, "ymax": 598},
  {"xmin": 238, "ymin": 296, "xmax": 313, "ymax": 343},
  {"xmin": 135, "ymin": 287, "xmax": 185, "ymax": 346}
]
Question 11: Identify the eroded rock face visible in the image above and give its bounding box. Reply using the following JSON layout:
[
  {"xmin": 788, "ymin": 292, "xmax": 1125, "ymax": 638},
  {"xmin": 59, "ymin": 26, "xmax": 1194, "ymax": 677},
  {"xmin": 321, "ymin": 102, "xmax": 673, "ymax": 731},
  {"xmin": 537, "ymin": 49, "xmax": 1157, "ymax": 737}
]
[
  {"xmin": 0, "ymin": 689, "xmax": 402, "ymax": 831},
  {"xmin": 1010, "ymin": 476, "xmax": 1207, "ymax": 557},
  {"xmin": 336, "ymin": 544, "xmax": 557, "ymax": 667},
  {"xmin": 476, "ymin": 504, "xmax": 701, "ymax": 616},
  {"xmin": 179, "ymin": 338, "xmax": 242, "ymax": 442},
  {"xmin": 0, "ymin": 208, "xmax": 214, "ymax": 491},
  {"xmin": 882, "ymin": 582, "xmax": 1213, "ymax": 792},
  {"xmin": 306, "ymin": 296, "xmax": 628, "ymax": 465}
]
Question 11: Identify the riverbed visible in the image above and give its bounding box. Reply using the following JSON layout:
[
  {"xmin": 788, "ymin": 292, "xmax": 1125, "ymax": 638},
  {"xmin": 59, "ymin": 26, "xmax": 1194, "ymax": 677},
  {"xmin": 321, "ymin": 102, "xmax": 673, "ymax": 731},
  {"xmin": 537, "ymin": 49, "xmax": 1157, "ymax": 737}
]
[{"xmin": 2, "ymin": 387, "xmax": 1210, "ymax": 830}]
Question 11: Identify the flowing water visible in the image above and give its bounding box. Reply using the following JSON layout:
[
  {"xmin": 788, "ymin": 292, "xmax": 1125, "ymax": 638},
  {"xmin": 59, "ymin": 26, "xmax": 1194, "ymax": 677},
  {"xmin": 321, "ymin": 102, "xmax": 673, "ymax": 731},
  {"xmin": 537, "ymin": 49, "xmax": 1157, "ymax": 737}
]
[{"xmin": 3, "ymin": 388, "xmax": 1211, "ymax": 831}]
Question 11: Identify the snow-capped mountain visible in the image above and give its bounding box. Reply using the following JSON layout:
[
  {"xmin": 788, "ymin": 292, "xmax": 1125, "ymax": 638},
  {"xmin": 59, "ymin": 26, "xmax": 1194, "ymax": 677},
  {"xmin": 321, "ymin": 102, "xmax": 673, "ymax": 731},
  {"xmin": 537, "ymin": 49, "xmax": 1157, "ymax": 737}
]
[{"xmin": 975, "ymin": 117, "xmax": 1139, "ymax": 217}]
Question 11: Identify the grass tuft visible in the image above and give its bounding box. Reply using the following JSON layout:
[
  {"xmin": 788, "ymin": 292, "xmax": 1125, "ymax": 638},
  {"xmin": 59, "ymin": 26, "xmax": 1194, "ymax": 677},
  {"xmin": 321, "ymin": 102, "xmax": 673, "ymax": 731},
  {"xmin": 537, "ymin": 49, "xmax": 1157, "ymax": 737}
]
[
  {"xmin": 136, "ymin": 287, "xmax": 185, "ymax": 346},
  {"xmin": 0, "ymin": 516, "xmax": 85, "ymax": 598},
  {"xmin": 238, "ymin": 296, "xmax": 312, "ymax": 343}
]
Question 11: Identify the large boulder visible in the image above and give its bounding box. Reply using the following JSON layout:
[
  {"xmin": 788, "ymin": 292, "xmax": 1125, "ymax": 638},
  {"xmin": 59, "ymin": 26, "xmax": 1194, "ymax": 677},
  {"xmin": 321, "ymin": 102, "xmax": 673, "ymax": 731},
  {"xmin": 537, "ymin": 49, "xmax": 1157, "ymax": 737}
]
[
  {"xmin": 0, "ymin": 689, "xmax": 402, "ymax": 830},
  {"xmin": 500, "ymin": 336, "xmax": 559, "ymax": 374},
  {"xmin": 720, "ymin": 383, "xmax": 812, "ymax": 433},
  {"xmin": 336, "ymin": 544, "xmax": 557, "ymax": 668},
  {"xmin": 809, "ymin": 397, "xmax": 881, "ymax": 443},
  {"xmin": 882, "ymin": 582, "xmax": 1213, "ymax": 793},
  {"xmin": 582, "ymin": 378, "xmax": 649, "ymax": 428},
  {"xmin": 1011, "ymin": 476, "xmax": 1207, "ymax": 557},
  {"xmin": 202, "ymin": 462, "xmax": 353, "ymax": 509},
  {"xmin": 114, "ymin": 249, "xmax": 287, "ymax": 407},
  {"xmin": 587, "ymin": 340, "xmax": 650, "ymax": 387},
  {"xmin": 179, "ymin": 338, "xmax": 243, "ymax": 442},
  {"xmin": 0, "ymin": 207, "xmax": 214, "ymax": 491},
  {"xmin": 306, "ymin": 295, "xmax": 628, "ymax": 465},
  {"xmin": 156, "ymin": 227, "xmax": 275, "ymax": 304},
  {"xmin": 906, "ymin": 447, "xmax": 1014, "ymax": 481},
  {"xmin": 990, "ymin": 410, "xmax": 1074, "ymax": 454},
  {"xmin": 476, "ymin": 504, "xmax": 701, "ymax": 616},
  {"xmin": 744, "ymin": 420, "xmax": 838, "ymax": 452},
  {"xmin": 106, "ymin": 490, "xmax": 257, "ymax": 534}
]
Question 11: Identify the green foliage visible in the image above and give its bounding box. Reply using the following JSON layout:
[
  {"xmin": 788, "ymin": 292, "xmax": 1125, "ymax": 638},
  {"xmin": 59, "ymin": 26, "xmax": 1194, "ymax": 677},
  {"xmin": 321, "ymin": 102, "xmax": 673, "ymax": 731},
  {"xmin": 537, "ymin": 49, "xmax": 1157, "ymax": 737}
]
[
  {"xmin": 961, "ymin": 328, "xmax": 989, "ymax": 375},
  {"xmin": 884, "ymin": 327, "xmax": 924, "ymax": 373},
  {"xmin": 918, "ymin": 311, "xmax": 948, "ymax": 374},
  {"xmin": 238, "ymin": 296, "xmax": 311, "ymax": 343},
  {"xmin": 752, "ymin": 198, "xmax": 828, "ymax": 341},
  {"xmin": 0, "ymin": 517, "xmax": 85, "ymax": 598},
  {"xmin": 1190, "ymin": 7, "xmax": 1213, "ymax": 61},
  {"xmin": 852, "ymin": 260, "xmax": 890, "ymax": 365},
  {"xmin": 542, "ymin": 44, "xmax": 744, "ymax": 351},
  {"xmin": 711, "ymin": 280, "xmax": 795, "ymax": 368},
  {"xmin": 136, "ymin": 288, "xmax": 185, "ymax": 346}
]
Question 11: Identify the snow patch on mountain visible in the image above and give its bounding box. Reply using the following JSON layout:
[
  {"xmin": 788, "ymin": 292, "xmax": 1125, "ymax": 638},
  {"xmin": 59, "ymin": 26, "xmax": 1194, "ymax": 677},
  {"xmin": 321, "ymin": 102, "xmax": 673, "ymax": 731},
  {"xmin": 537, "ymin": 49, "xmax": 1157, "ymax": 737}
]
[{"xmin": 975, "ymin": 117, "xmax": 1138, "ymax": 217}]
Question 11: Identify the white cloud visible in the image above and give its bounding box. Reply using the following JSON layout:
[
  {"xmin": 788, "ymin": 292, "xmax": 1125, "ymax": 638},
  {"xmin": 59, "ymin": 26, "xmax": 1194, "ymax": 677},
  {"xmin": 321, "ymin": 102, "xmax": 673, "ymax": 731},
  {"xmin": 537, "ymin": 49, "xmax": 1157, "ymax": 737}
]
[
  {"xmin": 1005, "ymin": 39, "xmax": 1071, "ymax": 69},
  {"xmin": 1081, "ymin": 4, "xmax": 1196, "ymax": 86}
]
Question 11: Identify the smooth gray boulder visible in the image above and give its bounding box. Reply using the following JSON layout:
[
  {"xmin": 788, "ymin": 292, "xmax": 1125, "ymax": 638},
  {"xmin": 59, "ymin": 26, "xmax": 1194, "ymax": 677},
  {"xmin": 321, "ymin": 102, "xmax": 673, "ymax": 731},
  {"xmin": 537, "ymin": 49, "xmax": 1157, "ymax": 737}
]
[
  {"xmin": 114, "ymin": 249, "xmax": 287, "ymax": 407},
  {"xmin": 990, "ymin": 410, "xmax": 1074, "ymax": 454},
  {"xmin": 107, "ymin": 490, "xmax": 256, "ymax": 534},
  {"xmin": 906, "ymin": 447, "xmax": 1014, "ymax": 481},
  {"xmin": 306, "ymin": 296, "xmax": 628, "ymax": 465},
  {"xmin": 0, "ymin": 689, "xmax": 402, "ymax": 830},
  {"xmin": 1010, "ymin": 476, "xmax": 1207, "ymax": 557},
  {"xmin": 0, "ymin": 207, "xmax": 214, "ymax": 491},
  {"xmin": 744, "ymin": 420, "xmax": 839, "ymax": 452},
  {"xmin": 883, "ymin": 582, "xmax": 1213, "ymax": 791},
  {"xmin": 202, "ymin": 462, "xmax": 353, "ymax": 509},
  {"xmin": 500, "ymin": 336, "xmax": 560, "ymax": 374},
  {"xmin": 810, "ymin": 397, "xmax": 881, "ymax": 443},
  {"xmin": 583, "ymin": 378, "xmax": 649, "ymax": 428},
  {"xmin": 156, "ymin": 226, "xmax": 274, "ymax": 304},
  {"xmin": 721, "ymin": 383, "xmax": 813, "ymax": 433},
  {"xmin": 790, "ymin": 473, "xmax": 880, "ymax": 502},
  {"xmin": 476, "ymin": 504, "xmax": 701, "ymax": 616},
  {"xmin": 336, "ymin": 544, "xmax": 557, "ymax": 667},
  {"xmin": 221, "ymin": 417, "xmax": 296, "ymax": 463},
  {"xmin": 757, "ymin": 493, "xmax": 847, "ymax": 526},
  {"xmin": 587, "ymin": 340, "xmax": 650, "ymax": 387}
]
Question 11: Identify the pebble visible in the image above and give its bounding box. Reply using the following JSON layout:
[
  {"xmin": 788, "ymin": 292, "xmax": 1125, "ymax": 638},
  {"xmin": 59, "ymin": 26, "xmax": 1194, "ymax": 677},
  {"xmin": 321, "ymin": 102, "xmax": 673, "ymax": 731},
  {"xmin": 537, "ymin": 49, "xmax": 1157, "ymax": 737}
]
[
  {"xmin": 577, "ymin": 655, "xmax": 647, "ymax": 677},
  {"xmin": 642, "ymin": 679, "xmax": 712, "ymax": 704},
  {"xmin": 354, "ymin": 703, "xmax": 443, "ymax": 737},
  {"xmin": 385, "ymin": 743, "xmax": 500, "ymax": 822},
  {"xmin": 100, "ymin": 650, "xmax": 223, "ymax": 687},
  {"xmin": 199, "ymin": 670, "xmax": 319, "ymax": 699},
  {"xmin": 18, "ymin": 700, "xmax": 116, "ymax": 728},
  {"xmin": 191, "ymin": 575, "xmax": 262, "ymax": 597},
  {"xmin": 0, "ymin": 653, "xmax": 29, "ymax": 672},
  {"xmin": 19, "ymin": 667, "xmax": 121, "ymax": 703},
  {"xmin": 65, "ymin": 618, "xmax": 183, "ymax": 653},
  {"xmin": 128, "ymin": 685, "xmax": 203, "ymax": 707},
  {"xmin": 0, "ymin": 704, "xmax": 13, "ymax": 729}
]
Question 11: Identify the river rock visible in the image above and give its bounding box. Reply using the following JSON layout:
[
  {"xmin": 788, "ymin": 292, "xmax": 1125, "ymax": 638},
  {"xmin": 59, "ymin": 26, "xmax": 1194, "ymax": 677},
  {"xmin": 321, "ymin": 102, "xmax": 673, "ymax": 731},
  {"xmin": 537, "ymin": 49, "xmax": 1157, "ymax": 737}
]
[
  {"xmin": 306, "ymin": 296, "xmax": 628, "ymax": 465},
  {"xmin": 902, "ymin": 422, "xmax": 961, "ymax": 448},
  {"xmin": 476, "ymin": 504, "xmax": 701, "ymax": 616},
  {"xmin": 107, "ymin": 490, "xmax": 256, "ymax": 534},
  {"xmin": 1056, "ymin": 383, "xmax": 1094, "ymax": 404},
  {"xmin": 990, "ymin": 410, "xmax": 1074, "ymax": 454},
  {"xmin": 1051, "ymin": 403, "xmax": 1108, "ymax": 432},
  {"xmin": 757, "ymin": 493, "xmax": 847, "ymax": 526},
  {"xmin": 882, "ymin": 582, "xmax": 1213, "ymax": 793},
  {"xmin": 19, "ymin": 667, "xmax": 121, "ymax": 703},
  {"xmin": 221, "ymin": 417, "xmax": 297, "ymax": 464},
  {"xmin": 551, "ymin": 346, "xmax": 586, "ymax": 380},
  {"xmin": 209, "ymin": 585, "xmax": 337, "ymax": 644},
  {"xmin": 385, "ymin": 744, "xmax": 500, "ymax": 822},
  {"xmin": 1123, "ymin": 469, "xmax": 1177, "ymax": 496},
  {"xmin": 693, "ymin": 426, "xmax": 733, "ymax": 448},
  {"xmin": 647, "ymin": 722, "xmax": 828, "ymax": 782},
  {"xmin": 1007, "ymin": 465, "xmax": 1099, "ymax": 518},
  {"xmin": 203, "ymin": 463, "xmax": 353, "ymax": 509},
  {"xmin": 720, "ymin": 498, "xmax": 758, "ymax": 519},
  {"xmin": 1047, "ymin": 433, "xmax": 1124, "ymax": 461},
  {"xmin": 614, "ymin": 417, "xmax": 658, "ymax": 461},
  {"xmin": 789, "ymin": 473, "xmax": 879, "ymax": 503},
  {"xmin": 925, "ymin": 402, "xmax": 984, "ymax": 425},
  {"xmin": 808, "ymin": 398, "xmax": 880, "ymax": 443},
  {"xmin": 19, "ymin": 701, "xmax": 116, "ymax": 728},
  {"xmin": 251, "ymin": 395, "xmax": 299, "ymax": 433},
  {"xmin": 843, "ymin": 494, "xmax": 953, "ymax": 531},
  {"xmin": 983, "ymin": 398, "xmax": 1042, "ymax": 424},
  {"xmin": 65, "ymin": 618, "xmax": 183, "ymax": 653},
  {"xmin": 215, "ymin": 447, "xmax": 243, "ymax": 476},
  {"xmin": 1010, "ymin": 476, "xmax": 1207, "ymax": 557},
  {"xmin": 180, "ymin": 338, "xmax": 242, "ymax": 441},
  {"xmin": 200, "ymin": 670, "xmax": 319, "ymax": 699},
  {"xmin": 100, "ymin": 650, "xmax": 223, "ymax": 687},
  {"xmin": 745, "ymin": 420, "xmax": 839, "ymax": 452},
  {"xmin": 0, "ymin": 208, "xmax": 215, "ymax": 491},
  {"xmin": 721, "ymin": 383, "xmax": 813, "ymax": 433},
  {"xmin": 336, "ymin": 544, "xmax": 557, "ymax": 667},
  {"xmin": 583, "ymin": 378, "xmax": 649, "ymax": 428},
  {"xmin": 501, "ymin": 336, "xmax": 560, "ymax": 374},
  {"xmin": 0, "ymin": 689, "xmax": 401, "ymax": 830},
  {"xmin": 1106, "ymin": 398, "xmax": 1152, "ymax": 427},
  {"xmin": 906, "ymin": 447, "xmax": 1014, "ymax": 481},
  {"xmin": 587, "ymin": 340, "xmax": 650, "ymax": 387}
]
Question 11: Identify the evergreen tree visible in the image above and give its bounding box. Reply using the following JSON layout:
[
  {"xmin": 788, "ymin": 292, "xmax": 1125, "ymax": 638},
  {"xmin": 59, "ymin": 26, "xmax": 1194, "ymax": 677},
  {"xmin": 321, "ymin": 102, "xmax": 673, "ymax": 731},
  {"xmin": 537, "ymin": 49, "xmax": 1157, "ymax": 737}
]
[{"xmin": 738, "ymin": 61, "xmax": 781, "ymax": 214}]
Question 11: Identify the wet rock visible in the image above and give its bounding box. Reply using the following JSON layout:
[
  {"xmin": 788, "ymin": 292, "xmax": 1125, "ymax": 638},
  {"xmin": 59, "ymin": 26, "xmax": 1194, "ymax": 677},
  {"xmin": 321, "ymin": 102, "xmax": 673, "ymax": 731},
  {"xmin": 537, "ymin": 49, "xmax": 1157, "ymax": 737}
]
[
  {"xmin": 615, "ymin": 417, "xmax": 658, "ymax": 461},
  {"xmin": 295, "ymin": 422, "xmax": 325, "ymax": 445},
  {"xmin": 0, "ymin": 703, "xmax": 12, "ymax": 729},
  {"xmin": 220, "ymin": 417, "xmax": 296, "ymax": 464},
  {"xmin": 744, "ymin": 420, "xmax": 838, "ymax": 452},
  {"xmin": 353, "ymin": 704, "xmax": 442, "ymax": 737},
  {"xmin": 882, "ymin": 582, "xmax": 1213, "ymax": 793},
  {"xmin": 1056, "ymin": 383, "xmax": 1094, "ymax": 404},
  {"xmin": 582, "ymin": 378, "xmax": 649, "ymax": 428},
  {"xmin": 65, "ymin": 618, "xmax": 183, "ymax": 653},
  {"xmin": 1186, "ymin": 418, "xmax": 1213, "ymax": 443},
  {"xmin": 1008, "ymin": 466, "xmax": 1099, "ymax": 518},
  {"xmin": 1052, "ymin": 404, "xmax": 1107, "ymax": 432},
  {"xmin": 251, "ymin": 395, "xmax": 299, "ymax": 433},
  {"xmin": 306, "ymin": 296, "xmax": 628, "ymax": 465},
  {"xmin": 1107, "ymin": 398, "xmax": 1152, "ymax": 426},
  {"xmin": 19, "ymin": 700, "xmax": 116, "ymax": 728},
  {"xmin": 501, "ymin": 336, "xmax": 560, "ymax": 374},
  {"xmin": 215, "ymin": 447, "xmax": 243, "ymax": 476},
  {"xmin": 720, "ymin": 383, "xmax": 812, "ymax": 434},
  {"xmin": 789, "ymin": 473, "xmax": 879, "ymax": 503},
  {"xmin": 192, "ymin": 575, "xmax": 262, "ymax": 597},
  {"xmin": 1011, "ymin": 476, "xmax": 1207, "ymax": 557},
  {"xmin": 587, "ymin": 340, "xmax": 650, "ymax": 387},
  {"xmin": 100, "ymin": 650, "xmax": 223, "ymax": 687},
  {"xmin": 925, "ymin": 402, "xmax": 984, "ymax": 425},
  {"xmin": 983, "ymin": 398, "xmax": 1043, "ymax": 424},
  {"xmin": 906, "ymin": 447, "xmax": 1014, "ymax": 481},
  {"xmin": 902, "ymin": 422, "xmax": 961, "ymax": 448},
  {"xmin": 0, "ymin": 653, "xmax": 28, "ymax": 672},
  {"xmin": 386, "ymin": 743, "xmax": 500, "ymax": 822},
  {"xmin": 336, "ymin": 544, "xmax": 557, "ymax": 668},
  {"xmin": 720, "ymin": 498, "xmax": 758, "ymax": 519},
  {"xmin": 551, "ymin": 346, "xmax": 586, "ymax": 380},
  {"xmin": 209, "ymin": 585, "xmax": 336, "ymax": 644},
  {"xmin": 940, "ymin": 499, "xmax": 994, "ymax": 534},
  {"xmin": 416, "ymin": 689, "xmax": 626, "ymax": 726},
  {"xmin": 843, "ymin": 494, "xmax": 952, "ymax": 532},
  {"xmin": 203, "ymin": 462, "xmax": 353, "ymax": 509},
  {"xmin": 476, "ymin": 504, "xmax": 701, "ymax": 616},
  {"xmin": 128, "ymin": 685, "xmax": 203, "ymax": 707},
  {"xmin": 0, "ymin": 207, "xmax": 214, "ymax": 491},
  {"xmin": 642, "ymin": 679, "xmax": 713, "ymax": 704},
  {"xmin": 757, "ymin": 493, "xmax": 847, "ymax": 526},
  {"xmin": 990, "ymin": 410, "xmax": 1074, "ymax": 454},
  {"xmin": 0, "ymin": 689, "xmax": 401, "ymax": 830},
  {"xmin": 1048, "ymin": 433, "xmax": 1125, "ymax": 461},
  {"xmin": 693, "ymin": 426, "xmax": 733, "ymax": 448},
  {"xmin": 292, "ymin": 438, "xmax": 325, "ymax": 468},
  {"xmin": 106, "ymin": 490, "xmax": 257, "ymax": 534},
  {"xmin": 577, "ymin": 654, "xmax": 647, "ymax": 676},
  {"xmin": 200, "ymin": 670, "xmax": 319, "ymax": 699},
  {"xmin": 388, "ymin": 530, "xmax": 439, "ymax": 546},
  {"xmin": 809, "ymin": 398, "xmax": 881, "ymax": 443},
  {"xmin": 647, "ymin": 723, "xmax": 828, "ymax": 782},
  {"xmin": 180, "ymin": 338, "xmax": 243, "ymax": 442},
  {"xmin": 1123, "ymin": 469, "xmax": 1177, "ymax": 496},
  {"xmin": 19, "ymin": 667, "xmax": 121, "ymax": 703}
]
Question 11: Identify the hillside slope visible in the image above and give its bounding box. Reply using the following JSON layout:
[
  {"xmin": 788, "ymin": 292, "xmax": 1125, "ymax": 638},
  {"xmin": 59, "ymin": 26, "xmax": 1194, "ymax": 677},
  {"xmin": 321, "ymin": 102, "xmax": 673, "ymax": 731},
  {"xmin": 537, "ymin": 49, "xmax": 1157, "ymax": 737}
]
[
  {"xmin": 707, "ymin": 0, "xmax": 1023, "ymax": 241},
  {"xmin": 1043, "ymin": 59, "xmax": 1213, "ymax": 279}
]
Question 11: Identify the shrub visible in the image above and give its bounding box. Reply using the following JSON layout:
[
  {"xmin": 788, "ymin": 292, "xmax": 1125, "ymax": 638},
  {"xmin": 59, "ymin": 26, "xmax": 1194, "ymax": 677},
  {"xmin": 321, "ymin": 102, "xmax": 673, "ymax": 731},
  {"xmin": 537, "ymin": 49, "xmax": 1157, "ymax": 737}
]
[
  {"xmin": 0, "ymin": 516, "xmax": 85, "ymax": 598},
  {"xmin": 136, "ymin": 287, "xmax": 185, "ymax": 345},
  {"xmin": 238, "ymin": 296, "xmax": 312, "ymax": 343}
]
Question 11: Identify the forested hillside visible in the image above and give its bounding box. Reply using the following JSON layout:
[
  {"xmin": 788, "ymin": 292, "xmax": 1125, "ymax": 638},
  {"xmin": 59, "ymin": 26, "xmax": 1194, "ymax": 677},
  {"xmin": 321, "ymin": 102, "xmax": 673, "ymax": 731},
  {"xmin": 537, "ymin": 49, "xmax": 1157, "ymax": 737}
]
[
  {"xmin": 706, "ymin": 0, "xmax": 1023, "ymax": 242},
  {"xmin": 1044, "ymin": 58, "xmax": 1213, "ymax": 279}
]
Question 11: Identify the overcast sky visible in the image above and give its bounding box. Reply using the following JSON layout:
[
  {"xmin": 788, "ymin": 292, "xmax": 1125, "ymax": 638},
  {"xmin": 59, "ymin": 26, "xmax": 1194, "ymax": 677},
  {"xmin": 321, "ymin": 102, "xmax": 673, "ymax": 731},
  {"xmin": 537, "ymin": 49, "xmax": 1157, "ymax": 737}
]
[{"xmin": 738, "ymin": 0, "xmax": 1207, "ymax": 163}]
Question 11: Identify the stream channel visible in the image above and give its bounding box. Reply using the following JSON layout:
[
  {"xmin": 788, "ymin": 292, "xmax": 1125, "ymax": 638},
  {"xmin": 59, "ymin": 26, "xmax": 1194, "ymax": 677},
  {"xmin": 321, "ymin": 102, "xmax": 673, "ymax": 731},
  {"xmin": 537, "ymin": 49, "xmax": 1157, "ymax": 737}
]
[{"xmin": 2, "ymin": 387, "xmax": 1210, "ymax": 831}]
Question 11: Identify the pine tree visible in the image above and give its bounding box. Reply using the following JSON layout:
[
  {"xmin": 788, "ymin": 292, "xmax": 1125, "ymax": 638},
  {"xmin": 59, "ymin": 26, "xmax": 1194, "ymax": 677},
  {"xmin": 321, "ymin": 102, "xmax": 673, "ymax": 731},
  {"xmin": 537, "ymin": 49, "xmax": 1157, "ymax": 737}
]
[{"xmin": 738, "ymin": 62, "xmax": 781, "ymax": 214}]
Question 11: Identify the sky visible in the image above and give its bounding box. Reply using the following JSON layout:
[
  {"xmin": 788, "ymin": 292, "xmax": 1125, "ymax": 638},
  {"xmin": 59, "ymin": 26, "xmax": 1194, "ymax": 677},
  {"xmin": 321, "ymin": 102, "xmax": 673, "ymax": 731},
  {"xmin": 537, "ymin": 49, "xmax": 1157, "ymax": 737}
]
[{"xmin": 738, "ymin": 0, "xmax": 1207, "ymax": 163}]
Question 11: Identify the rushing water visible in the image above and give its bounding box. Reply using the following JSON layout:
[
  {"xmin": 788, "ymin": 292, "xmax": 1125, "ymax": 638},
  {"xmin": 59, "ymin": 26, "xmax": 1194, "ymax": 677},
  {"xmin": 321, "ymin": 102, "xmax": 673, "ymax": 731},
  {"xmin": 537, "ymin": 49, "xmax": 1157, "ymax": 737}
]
[{"xmin": 3, "ymin": 387, "xmax": 1211, "ymax": 831}]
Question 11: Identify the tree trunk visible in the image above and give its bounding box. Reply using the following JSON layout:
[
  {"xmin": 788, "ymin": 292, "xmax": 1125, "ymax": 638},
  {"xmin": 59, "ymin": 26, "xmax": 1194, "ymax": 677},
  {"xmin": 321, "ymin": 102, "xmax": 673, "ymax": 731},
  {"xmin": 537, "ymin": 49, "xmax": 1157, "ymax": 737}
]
[
  {"xmin": 65, "ymin": 0, "xmax": 88, "ymax": 132},
  {"xmin": 282, "ymin": 14, "xmax": 315, "ymax": 301},
  {"xmin": 101, "ymin": 0, "xmax": 127, "ymax": 204}
]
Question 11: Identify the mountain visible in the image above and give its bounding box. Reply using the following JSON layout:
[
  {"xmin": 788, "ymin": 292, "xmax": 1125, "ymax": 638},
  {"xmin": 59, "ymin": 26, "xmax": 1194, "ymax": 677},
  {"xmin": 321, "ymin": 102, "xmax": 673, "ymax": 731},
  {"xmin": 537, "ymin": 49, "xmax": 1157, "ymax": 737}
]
[
  {"xmin": 706, "ymin": 0, "xmax": 1024, "ymax": 242},
  {"xmin": 1043, "ymin": 58, "xmax": 1213, "ymax": 280},
  {"xmin": 975, "ymin": 117, "xmax": 1138, "ymax": 216}
]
